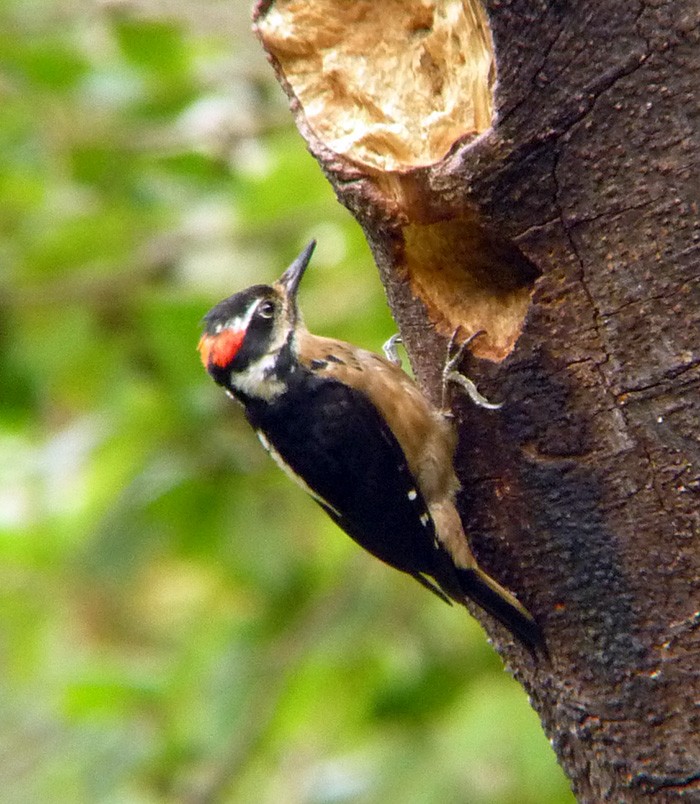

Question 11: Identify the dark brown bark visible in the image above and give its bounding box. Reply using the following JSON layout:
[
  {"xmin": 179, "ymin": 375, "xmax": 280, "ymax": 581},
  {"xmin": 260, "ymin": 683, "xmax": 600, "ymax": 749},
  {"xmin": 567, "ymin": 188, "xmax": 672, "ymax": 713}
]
[{"xmin": 252, "ymin": 1, "xmax": 700, "ymax": 800}]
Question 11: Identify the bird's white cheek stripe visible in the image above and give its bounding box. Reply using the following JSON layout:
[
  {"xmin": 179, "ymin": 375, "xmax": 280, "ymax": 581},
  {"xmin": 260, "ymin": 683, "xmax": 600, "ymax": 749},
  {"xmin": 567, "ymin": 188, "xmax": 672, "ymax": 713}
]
[
  {"xmin": 232, "ymin": 354, "xmax": 285, "ymax": 400},
  {"xmin": 257, "ymin": 431, "xmax": 341, "ymax": 517},
  {"xmin": 220, "ymin": 303, "xmax": 259, "ymax": 335}
]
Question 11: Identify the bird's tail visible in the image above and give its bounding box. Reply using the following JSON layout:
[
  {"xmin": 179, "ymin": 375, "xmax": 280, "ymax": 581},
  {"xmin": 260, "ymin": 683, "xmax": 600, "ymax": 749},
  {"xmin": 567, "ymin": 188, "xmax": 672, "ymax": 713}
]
[{"xmin": 457, "ymin": 565, "xmax": 543, "ymax": 654}]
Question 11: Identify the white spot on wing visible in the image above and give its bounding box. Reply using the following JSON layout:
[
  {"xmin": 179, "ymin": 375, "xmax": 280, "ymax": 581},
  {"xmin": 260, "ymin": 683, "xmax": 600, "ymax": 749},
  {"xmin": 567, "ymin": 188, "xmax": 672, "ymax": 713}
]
[
  {"xmin": 420, "ymin": 513, "xmax": 430, "ymax": 527},
  {"xmin": 407, "ymin": 489, "xmax": 417, "ymax": 501}
]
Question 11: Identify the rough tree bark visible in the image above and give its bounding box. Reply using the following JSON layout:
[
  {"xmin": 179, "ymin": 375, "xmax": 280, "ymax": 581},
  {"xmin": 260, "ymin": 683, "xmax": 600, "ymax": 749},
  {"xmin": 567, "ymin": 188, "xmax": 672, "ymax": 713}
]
[{"xmin": 252, "ymin": 1, "xmax": 699, "ymax": 801}]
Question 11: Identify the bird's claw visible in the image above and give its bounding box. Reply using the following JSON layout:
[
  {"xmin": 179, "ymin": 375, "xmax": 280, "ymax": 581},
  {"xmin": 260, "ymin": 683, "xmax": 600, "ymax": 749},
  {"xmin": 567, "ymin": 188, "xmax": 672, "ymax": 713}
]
[
  {"xmin": 442, "ymin": 328, "xmax": 503, "ymax": 411},
  {"xmin": 383, "ymin": 333, "xmax": 403, "ymax": 367}
]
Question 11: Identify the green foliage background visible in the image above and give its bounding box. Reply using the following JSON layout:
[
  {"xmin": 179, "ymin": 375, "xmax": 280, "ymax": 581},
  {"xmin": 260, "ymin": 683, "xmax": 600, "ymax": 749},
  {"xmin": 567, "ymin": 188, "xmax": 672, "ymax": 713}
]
[{"xmin": 0, "ymin": 2, "xmax": 575, "ymax": 802}]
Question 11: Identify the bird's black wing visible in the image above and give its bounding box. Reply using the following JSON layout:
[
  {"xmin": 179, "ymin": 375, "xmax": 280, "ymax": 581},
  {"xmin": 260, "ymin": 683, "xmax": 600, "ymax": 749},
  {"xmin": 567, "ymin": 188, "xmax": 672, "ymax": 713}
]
[
  {"xmin": 247, "ymin": 373, "xmax": 543, "ymax": 651},
  {"xmin": 246, "ymin": 374, "xmax": 456, "ymax": 591}
]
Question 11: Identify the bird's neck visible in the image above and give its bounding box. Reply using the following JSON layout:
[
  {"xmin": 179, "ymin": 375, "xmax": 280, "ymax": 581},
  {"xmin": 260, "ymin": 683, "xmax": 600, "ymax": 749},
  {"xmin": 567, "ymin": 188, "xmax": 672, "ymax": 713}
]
[{"xmin": 227, "ymin": 331, "xmax": 301, "ymax": 404}]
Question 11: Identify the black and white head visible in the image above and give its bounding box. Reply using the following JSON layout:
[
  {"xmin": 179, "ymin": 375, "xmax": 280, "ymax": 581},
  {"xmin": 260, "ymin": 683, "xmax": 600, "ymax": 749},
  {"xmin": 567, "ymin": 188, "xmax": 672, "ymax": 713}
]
[{"xmin": 198, "ymin": 240, "xmax": 315, "ymax": 400}]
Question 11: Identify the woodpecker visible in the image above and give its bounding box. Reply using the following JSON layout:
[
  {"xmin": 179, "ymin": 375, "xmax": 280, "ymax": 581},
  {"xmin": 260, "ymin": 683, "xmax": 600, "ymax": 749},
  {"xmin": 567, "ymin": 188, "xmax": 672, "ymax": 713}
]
[{"xmin": 198, "ymin": 241, "xmax": 542, "ymax": 651}]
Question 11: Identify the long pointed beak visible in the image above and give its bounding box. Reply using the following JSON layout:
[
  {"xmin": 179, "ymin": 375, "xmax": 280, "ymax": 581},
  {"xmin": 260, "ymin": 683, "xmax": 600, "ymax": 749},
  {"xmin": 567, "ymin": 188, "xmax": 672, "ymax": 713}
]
[{"xmin": 275, "ymin": 240, "xmax": 316, "ymax": 300}]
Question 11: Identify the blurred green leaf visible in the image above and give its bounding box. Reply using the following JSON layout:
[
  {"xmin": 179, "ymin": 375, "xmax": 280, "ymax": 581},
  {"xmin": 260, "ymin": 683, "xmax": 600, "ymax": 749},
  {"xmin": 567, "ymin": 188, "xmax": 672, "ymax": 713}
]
[
  {"xmin": 113, "ymin": 18, "xmax": 188, "ymax": 73},
  {"xmin": 1, "ymin": 33, "xmax": 88, "ymax": 90}
]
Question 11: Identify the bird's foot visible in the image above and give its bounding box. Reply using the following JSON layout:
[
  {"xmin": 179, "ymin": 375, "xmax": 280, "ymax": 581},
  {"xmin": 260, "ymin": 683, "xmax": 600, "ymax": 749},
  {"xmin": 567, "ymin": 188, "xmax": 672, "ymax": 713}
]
[
  {"xmin": 442, "ymin": 328, "xmax": 503, "ymax": 412},
  {"xmin": 383, "ymin": 333, "xmax": 403, "ymax": 367}
]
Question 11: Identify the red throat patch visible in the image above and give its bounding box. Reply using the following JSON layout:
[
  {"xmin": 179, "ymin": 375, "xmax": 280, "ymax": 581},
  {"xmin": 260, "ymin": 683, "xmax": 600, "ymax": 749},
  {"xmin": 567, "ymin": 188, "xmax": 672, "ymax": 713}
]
[{"xmin": 198, "ymin": 329, "xmax": 245, "ymax": 369}]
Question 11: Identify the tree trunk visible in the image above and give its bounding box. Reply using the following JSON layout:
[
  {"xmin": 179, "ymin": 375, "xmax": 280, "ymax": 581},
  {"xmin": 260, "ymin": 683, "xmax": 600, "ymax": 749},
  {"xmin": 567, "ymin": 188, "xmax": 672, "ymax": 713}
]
[{"xmin": 252, "ymin": 1, "xmax": 700, "ymax": 800}]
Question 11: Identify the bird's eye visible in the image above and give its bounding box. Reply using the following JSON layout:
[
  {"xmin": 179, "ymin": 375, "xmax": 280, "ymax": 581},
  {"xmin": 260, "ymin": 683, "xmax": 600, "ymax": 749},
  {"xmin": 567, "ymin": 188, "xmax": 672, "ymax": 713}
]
[{"xmin": 257, "ymin": 300, "xmax": 275, "ymax": 319}]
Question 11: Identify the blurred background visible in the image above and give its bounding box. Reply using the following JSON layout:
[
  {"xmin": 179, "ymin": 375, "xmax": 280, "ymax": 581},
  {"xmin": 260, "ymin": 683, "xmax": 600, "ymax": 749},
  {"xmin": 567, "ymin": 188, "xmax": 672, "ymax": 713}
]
[{"xmin": 0, "ymin": 1, "xmax": 574, "ymax": 801}]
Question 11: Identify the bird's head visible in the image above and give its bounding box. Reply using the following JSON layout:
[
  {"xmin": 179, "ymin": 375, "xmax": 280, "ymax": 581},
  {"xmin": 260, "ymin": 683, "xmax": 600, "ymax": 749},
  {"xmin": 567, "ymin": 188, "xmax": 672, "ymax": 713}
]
[{"xmin": 198, "ymin": 240, "xmax": 315, "ymax": 397}]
